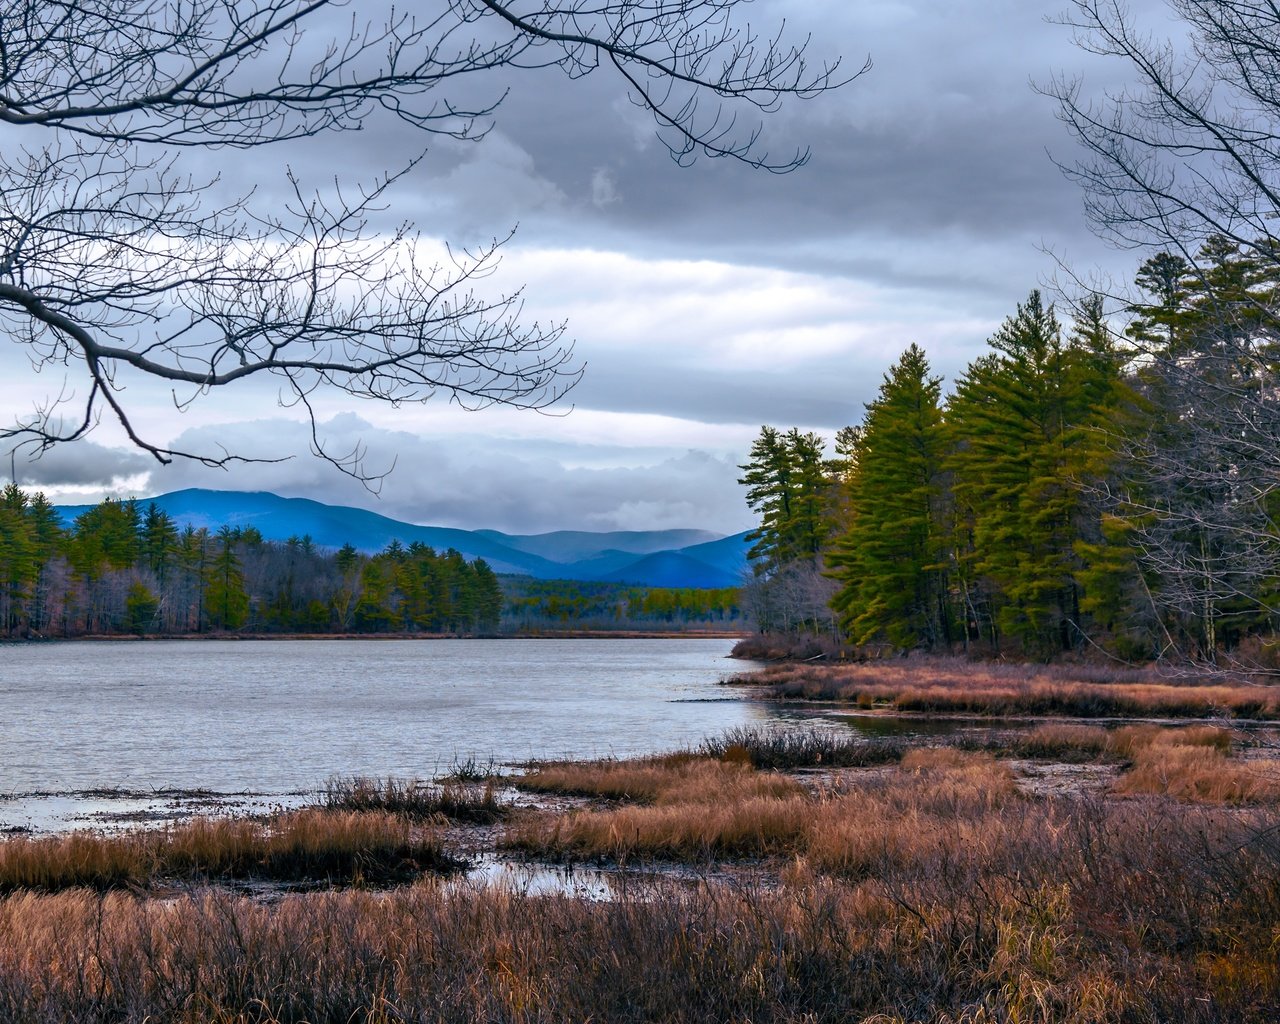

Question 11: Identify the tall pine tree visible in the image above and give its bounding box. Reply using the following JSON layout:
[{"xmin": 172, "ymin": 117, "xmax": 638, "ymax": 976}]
[{"xmin": 828, "ymin": 344, "xmax": 949, "ymax": 648}]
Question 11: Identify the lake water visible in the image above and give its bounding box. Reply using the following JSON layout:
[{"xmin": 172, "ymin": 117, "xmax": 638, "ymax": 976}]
[{"xmin": 0, "ymin": 638, "xmax": 778, "ymax": 798}]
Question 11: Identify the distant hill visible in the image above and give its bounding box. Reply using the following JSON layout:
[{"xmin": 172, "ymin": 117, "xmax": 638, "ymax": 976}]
[{"xmin": 54, "ymin": 489, "xmax": 753, "ymax": 589}]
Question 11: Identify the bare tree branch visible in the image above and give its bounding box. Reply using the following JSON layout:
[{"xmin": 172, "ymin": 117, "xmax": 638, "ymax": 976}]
[{"xmin": 0, "ymin": 0, "xmax": 853, "ymax": 478}]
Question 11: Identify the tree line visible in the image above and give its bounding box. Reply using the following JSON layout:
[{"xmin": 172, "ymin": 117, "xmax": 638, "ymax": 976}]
[
  {"xmin": 741, "ymin": 239, "xmax": 1280, "ymax": 664},
  {"xmin": 0, "ymin": 493, "xmax": 504, "ymax": 637},
  {"xmin": 0, "ymin": 493, "xmax": 745, "ymax": 638},
  {"xmin": 504, "ymin": 579, "xmax": 743, "ymax": 631}
]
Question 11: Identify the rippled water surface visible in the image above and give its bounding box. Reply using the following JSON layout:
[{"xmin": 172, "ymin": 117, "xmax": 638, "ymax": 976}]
[{"xmin": 0, "ymin": 638, "xmax": 774, "ymax": 796}]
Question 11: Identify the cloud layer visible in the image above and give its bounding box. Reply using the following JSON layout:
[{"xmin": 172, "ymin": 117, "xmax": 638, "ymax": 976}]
[{"xmin": 2, "ymin": 0, "xmax": 1177, "ymax": 532}]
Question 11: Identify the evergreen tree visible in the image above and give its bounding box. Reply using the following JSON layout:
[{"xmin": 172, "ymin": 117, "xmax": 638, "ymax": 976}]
[
  {"xmin": 738, "ymin": 425, "xmax": 796, "ymax": 573},
  {"xmin": 828, "ymin": 344, "xmax": 949, "ymax": 648},
  {"xmin": 948, "ymin": 291, "xmax": 1086, "ymax": 655},
  {"xmin": 0, "ymin": 484, "xmax": 35, "ymax": 636},
  {"xmin": 206, "ymin": 525, "xmax": 249, "ymax": 630}
]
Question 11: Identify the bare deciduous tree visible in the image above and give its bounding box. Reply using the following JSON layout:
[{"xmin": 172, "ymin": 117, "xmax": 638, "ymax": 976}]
[
  {"xmin": 1048, "ymin": 1, "xmax": 1280, "ymax": 265},
  {"xmin": 0, "ymin": 0, "xmax": 858, "ymax": 477},
  {"xmin": 1048, "ymin": 3, "xmax": 1280, "ymax": 659}
]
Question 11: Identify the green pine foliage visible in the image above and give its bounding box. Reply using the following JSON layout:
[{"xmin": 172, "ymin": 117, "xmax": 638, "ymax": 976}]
[
  {"xmin": 827, "ymin": 344, "xmax": 949, "ymax": 648},
  {"xmin": 744, "ymin": 262, "xmax": 1280, "ymax": 663},
  {"xmin": 738, "ymin": 426, "xmax": 832, "ymax": 572},
  {"xmin": 0, "ymin": 496, "xmax": 507, "ymax": 638}
]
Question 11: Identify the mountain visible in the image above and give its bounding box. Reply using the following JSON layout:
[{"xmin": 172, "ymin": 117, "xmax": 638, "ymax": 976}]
[
  {"xmin": 473, "ymin": 527, "xmax": 719, "ymax": 562},
  {"xmin": 54, "ymin": 489, "xmax": 753, "ymax": 588}
]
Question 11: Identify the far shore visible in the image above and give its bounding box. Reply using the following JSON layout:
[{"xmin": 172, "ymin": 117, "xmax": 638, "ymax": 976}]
[{"xmin": 5, "ymin": 628, "xmax": 752, "ymax": 644}]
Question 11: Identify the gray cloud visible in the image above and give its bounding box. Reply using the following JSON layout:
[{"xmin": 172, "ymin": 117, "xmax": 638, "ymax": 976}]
[
  {"xmin": 5, "ymin": 0, "xmax": 1183, "ymax": 531},
  {"xmin": 146, "ymin": 415, "xmax": 756, "ymax": 535},
  {"xmin": 11, "ymin": 441, "xmax": 151, "ymax": 488}
]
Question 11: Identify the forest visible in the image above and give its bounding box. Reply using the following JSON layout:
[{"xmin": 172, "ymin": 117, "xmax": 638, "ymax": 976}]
[
  {"xmin": 741, "ymin": 239, "xmax": 1280, "ymax": 665},
  {"xmin": 0, "ymin": 492, "xmax": 741, "ymax": 637}
]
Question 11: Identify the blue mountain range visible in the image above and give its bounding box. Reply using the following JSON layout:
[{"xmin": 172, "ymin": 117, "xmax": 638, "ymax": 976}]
[{"xmin": 54, "ymin": 489, "xmax": 753, "ymax": 589}]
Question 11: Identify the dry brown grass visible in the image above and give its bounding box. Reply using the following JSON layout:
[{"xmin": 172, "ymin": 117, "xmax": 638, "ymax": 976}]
[
  {"xmin": 1114, "ymin": 745, "xmax": 1280, "ymax": 803},
  {"xmin": 1, "ymin": 792, "xmax": 1278, "ymax": 1022},
  {"xmin": 732, "ymin": 659, "xmax": 1280, "ymax": 719},
  {"xmin": 516, "ymin": 756, "xmax": 801, "ymax": 805},
  {"xmin": 509, "ymin": 749, "xmax": 1021, "ymax": 867},
  {"xmin": 0, "ymin": 809, "xmax": 453, "ymax": 892},
  {"xmin": 1016, "ymin": 722, "xmax": 1235, "ymax": 759}
]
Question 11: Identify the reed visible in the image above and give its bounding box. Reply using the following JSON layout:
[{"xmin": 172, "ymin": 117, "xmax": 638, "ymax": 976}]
[
  {"xmin": 515, "ymin": 756, "xmax": 801, "ymax": 805},
  {"xmin": 1, "ymin": 795, "xmax": 1277, "ymax": 1021},
  {"xmin": 1114, "ymin": 745, "xmax": 1280, "ymax": 803},
  {"xmin": 323, "ymin": 775, "xmax": 506, "ymax": 823},
  {"xmin": 0, "ymin": 809, "xmax": 453, "ymax": 892},
  {"xmin": 509, "ymin": 749, "xmax": 1020, "ymax": 866},
  {"xmin": 1015, "ymin": 722, "xmax": 1235, "ymax": 759},
  {"xmin": 731, "ymin": 660, "xmax": 1280, "ymax": 719},
  {"xmin": 697, "ymin": 725, "xmax": 905, "ymax": 769}
]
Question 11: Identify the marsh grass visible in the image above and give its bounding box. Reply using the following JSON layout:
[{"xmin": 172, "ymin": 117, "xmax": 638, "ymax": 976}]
[
  {"xmin": 324, "ymin": 775, "xmax": 506, "ymax": 823},
  {"xmin": 735, "ymin": 659, "xmax": 1280, "ymax": 719},
  {"xmin": 1015, "ymin": 722, "xmax": 1235, "ymax": 759},
  {"xmin": 0, "ymin": 809, "xmax": 454, "ymax": 892},
  {"xmin": 508, "ymin": 749, "xmax": 1022, "ymax": 866},
  {"xmin": 2, "ymin": 795, "xmax": 1277, "ymax": 1021},
  {"xmin": 4, "ymin": 723, "xmax": 1280, "ymax": 1020},
  {"xmin": 697, "ymin": 725, "xmax": 905, "ymax": 769},
  {"xmin": 515, "ymin": 756, "xmax": 801, "ymax": 806},
  {"xmin": 1114, "ymin": 745, "xmax": 1280, "ymax": 803}
]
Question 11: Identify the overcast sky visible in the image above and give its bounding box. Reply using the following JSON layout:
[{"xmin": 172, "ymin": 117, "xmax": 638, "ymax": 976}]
[{"xmin": 3, "ymin": 0, "xmax": 1175, "ymax": 535}]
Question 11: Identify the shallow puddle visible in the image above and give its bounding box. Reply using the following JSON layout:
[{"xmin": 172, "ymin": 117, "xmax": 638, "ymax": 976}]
[
  {"xmin": 0, "ymin": 789, "xmax": 312, "ymax": 835},
  {"xmin": 459, "ymin": 856, "xmax": 618, "ymax": 900}
]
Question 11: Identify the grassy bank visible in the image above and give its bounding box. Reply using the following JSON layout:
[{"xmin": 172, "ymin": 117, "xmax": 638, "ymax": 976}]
[
  {"xmin": 0, "ymin": 809, "xmax": 453, "ymax": 892},
  {"xmin": 729, "ymin": 657, "xmax": 1280, "ymax": 718}
]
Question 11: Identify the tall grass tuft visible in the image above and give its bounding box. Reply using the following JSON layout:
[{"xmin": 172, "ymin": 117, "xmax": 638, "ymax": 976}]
[
  {"xmin": 1016, "ymin": 722, "xmax": 1235, "ymax": 759},
  {"xmin": 0, "ymin": 809, "xmax": 455, "ymax": 892},
  {"xmin": 1114, "ymin": 746, "xmax": 1280, "ymax": 803},
  {"xmin": 698, "ymin": 725, "xmax": 905, "ymax": 769},
  {"xmin": 324, "ymin": 775, "xmax": 506, "ymax": 823}
]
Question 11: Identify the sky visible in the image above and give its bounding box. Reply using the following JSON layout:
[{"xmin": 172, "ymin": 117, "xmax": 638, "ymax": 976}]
[{"xmin": 2, "ymin": 0, "xmax": 1175, "ymax": 536}]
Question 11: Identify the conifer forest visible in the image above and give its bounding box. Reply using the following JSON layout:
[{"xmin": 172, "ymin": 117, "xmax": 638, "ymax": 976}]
[{"xmin": 740, "ymin": 241, "xmax": 1280, "ymax": 665}]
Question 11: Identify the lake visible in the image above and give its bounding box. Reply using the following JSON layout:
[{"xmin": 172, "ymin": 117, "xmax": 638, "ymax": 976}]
[{"xmin": 1, "ymin": 638, "xmax": 777, "ymax": 799}]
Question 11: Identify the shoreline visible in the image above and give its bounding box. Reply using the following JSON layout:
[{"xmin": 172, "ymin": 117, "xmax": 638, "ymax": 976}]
[{"xmin": 5, "ymin": 628, "xmax": 752, "ymax": 644}]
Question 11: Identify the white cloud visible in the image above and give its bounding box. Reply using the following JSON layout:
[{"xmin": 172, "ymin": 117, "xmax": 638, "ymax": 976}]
[{"xmin": 590, "ymin": 168, "xmax": 620, "ymax": 208}]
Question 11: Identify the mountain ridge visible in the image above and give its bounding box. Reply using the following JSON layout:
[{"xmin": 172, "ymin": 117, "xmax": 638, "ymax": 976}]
[{"xmin": 53, "ymin": 488, "xmax": 752, "ymax": 589}]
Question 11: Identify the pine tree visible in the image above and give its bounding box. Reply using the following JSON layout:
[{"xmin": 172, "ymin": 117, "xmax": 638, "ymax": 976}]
[
  {"xmin": 828, "ymin": 344, "xmax": 949, "ymax": 648},
  {"xmin": 0, "ymin": 484, "xmax": 35, "ymax": 636},
  {"xmin": 948, "ymin": 291, "xmax": 1083, "ymax": 655},
  {"xmin": 206, "ymin": 525, "xmax": 249, "ymax": 630},
  {"xmin": 738, "ymin": 425, "xmax": 796, "ymax": 573}
]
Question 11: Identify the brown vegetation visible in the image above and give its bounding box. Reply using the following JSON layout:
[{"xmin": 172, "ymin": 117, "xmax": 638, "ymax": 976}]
[
  {"xmin": 1016, "ymin": 722, "xmax": 1235, "ymax": 759},
  {"xmin": 516, "ymin": 755, "xmax": 802, "ymax": 806},
  {"xmin": 1114, "ymin": 745, "xmax": 1280, "ymax": 803},
  {"xmin": 0, "ymin": 809, "xmax": 453, "ymax": 892},
  {"xmin": 731, "ymin": 658, "xmax": 1280, "ymax": 718},
  {"xmin": 509, "ymin": 749, "xmax": 1019, "ymax": 865},
  {"xmin": 323, "ymin": 776, "xmax": 506, "ymax": 823},
  {"xmin": 1, "ymin": 790, "xmax": 1278, "ymax": 1021},
  {"xmin": 5, "ymin": 721, "xmax": 1280, "ymax": 1020}
]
